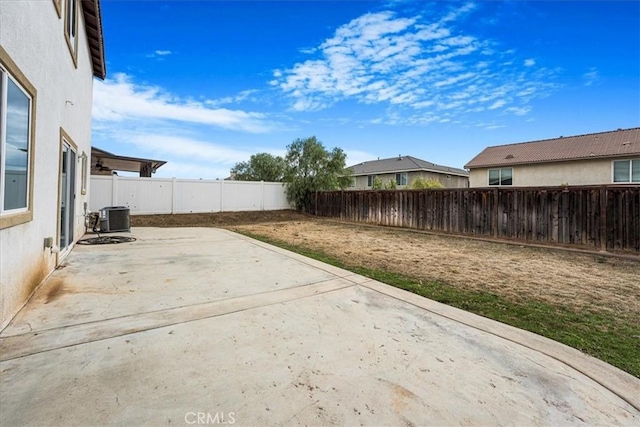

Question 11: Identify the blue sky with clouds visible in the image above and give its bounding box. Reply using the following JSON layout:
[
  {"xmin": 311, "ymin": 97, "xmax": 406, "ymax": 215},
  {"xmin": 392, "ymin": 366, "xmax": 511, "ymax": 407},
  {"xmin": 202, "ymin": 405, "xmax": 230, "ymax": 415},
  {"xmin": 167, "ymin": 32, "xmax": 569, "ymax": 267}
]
[{"xmin": 93, "ymin": 0, "xmax": 640, "ymax": 179}]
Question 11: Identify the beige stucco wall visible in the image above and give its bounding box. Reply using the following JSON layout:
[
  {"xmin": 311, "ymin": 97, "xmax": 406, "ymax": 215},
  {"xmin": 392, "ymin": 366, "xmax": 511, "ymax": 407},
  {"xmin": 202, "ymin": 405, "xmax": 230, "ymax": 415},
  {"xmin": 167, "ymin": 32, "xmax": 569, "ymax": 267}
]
[
  {"xmin": 352, "ymin": 171, "xmax": 468, "ymax": 190},
  {"xmin": 0, "ymin": 1, "xmax": 95, "ymax": 328},
  {"xmin": 468, "ymin": 158, "xmax": 639, "ymax": 187}
]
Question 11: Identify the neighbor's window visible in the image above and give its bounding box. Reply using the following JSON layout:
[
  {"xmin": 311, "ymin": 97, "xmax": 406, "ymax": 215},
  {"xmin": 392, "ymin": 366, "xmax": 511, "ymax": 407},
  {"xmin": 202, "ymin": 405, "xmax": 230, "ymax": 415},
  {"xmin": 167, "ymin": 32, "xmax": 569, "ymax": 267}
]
[
  {"xmin": 0, "ymin": 62, "xmax": 33, "ymax": 220},
  {"xmin": 367, "ymin": 175, "xmax": 375, "ymax": 187},
  {"xmin": 488, "ymin": 168, "xmax": 513, "ymax": 186},
  {"xmin": 65, "ymin": 0, "xmax": 78, "ymax": 63},
  {"xmin": 395, "ymin": 172, "xmax": 407, "ymax": 186},
  {"xmin": 613, "ymin": 160, "xmax": 640, "ymax": 183}
]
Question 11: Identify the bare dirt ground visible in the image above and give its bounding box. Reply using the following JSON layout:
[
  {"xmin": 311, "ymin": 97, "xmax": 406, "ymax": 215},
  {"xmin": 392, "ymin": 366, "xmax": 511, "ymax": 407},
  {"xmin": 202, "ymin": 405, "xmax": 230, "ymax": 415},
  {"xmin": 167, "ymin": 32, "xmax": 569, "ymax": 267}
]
[{"xmin": 133, "ymin": 210, "xmax": 640, "ymax": 317}]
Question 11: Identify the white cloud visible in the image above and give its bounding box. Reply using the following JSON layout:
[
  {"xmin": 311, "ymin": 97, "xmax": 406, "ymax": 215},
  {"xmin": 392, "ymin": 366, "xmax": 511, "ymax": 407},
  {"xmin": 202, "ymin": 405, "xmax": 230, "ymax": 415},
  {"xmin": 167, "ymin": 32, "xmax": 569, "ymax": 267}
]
[
  {"xmin": 93, "ymin": 74, "xmax": 276, "ymax": 133},
  {"xmin": 204, "ymin": 89, "xmax": 259, "ymax": 107},
  {"xmin": 272, "ymin": 5, "xmax": 555, "ymax": 122},
  {"xmin": 583, "ymin": 67, "xmax": 599, "ymax": 86},
  {"xmin": 506, "ymin": 106, "xmax": 531, "ymax": 116},
  {"xmin": 146, "ymin": 50, "xmax": 172, "ymax": 59}
]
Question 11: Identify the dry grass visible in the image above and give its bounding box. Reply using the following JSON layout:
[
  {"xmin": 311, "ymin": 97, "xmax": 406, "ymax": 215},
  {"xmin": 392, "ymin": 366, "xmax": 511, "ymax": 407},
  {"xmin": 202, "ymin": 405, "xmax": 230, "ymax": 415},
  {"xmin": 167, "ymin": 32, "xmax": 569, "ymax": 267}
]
[
  {"xmin": 133, "ymin": 211, "xmax": 640, "ymax": 375},
  {"xmin": 232, "ymin": 219, "xmax": 640, "ymax": 317}
]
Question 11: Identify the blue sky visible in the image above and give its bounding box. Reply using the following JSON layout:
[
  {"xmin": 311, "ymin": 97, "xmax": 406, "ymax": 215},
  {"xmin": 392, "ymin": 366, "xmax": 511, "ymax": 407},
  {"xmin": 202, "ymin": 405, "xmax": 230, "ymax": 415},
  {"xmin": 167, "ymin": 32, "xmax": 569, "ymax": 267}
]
[{"xmin": 93, "ymin": 0, "xmax": 640, "ymax": 179}]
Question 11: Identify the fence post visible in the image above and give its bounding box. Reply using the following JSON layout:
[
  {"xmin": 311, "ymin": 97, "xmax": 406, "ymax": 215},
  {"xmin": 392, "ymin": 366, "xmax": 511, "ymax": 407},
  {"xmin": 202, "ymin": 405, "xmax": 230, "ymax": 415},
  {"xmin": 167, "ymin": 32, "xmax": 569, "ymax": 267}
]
[
  {"xmin": 220, "ymin": 180, "xmax": 224, "ymax": 212},
  {"xmin": 261, "ymin": 180, "xmax": 265, "ymax": 211},
  {"xmin": 493, "ymin": 188, "xmax": 499, "ymax": 238},
  {"xmin": 599, "ymin": 186, "xmax": 607, "ymax": 251},
  {"xmin": 171, "ymin": 177, "xmax": 177, "ymax": 214},
  {"xmin": 111, "ymin": 174, "xmax": 118, "ymax": 206}
]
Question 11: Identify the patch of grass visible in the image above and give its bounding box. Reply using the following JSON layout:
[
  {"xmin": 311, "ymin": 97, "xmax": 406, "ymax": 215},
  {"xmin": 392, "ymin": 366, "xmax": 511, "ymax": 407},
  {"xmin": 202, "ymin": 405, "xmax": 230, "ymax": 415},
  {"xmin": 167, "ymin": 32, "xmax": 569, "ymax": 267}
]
[{"xmin": 236, "ymin": 230, "xmax": 640, "ymax": 378}]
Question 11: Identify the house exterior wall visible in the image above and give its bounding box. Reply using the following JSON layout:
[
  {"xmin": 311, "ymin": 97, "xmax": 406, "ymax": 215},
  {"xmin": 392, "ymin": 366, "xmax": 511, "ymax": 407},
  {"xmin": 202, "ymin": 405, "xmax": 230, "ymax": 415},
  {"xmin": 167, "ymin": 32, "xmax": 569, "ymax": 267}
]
[
  {"xmin": 352, "ymin": 171, "xmax": 468, "ymax": 189},
  {"xmin": 468, "ymin": 158, "xmax": 634, "ymax": 187},
  {"xmin": 0, "ymin": 1, "xmax": 95, "ymax": 328}
]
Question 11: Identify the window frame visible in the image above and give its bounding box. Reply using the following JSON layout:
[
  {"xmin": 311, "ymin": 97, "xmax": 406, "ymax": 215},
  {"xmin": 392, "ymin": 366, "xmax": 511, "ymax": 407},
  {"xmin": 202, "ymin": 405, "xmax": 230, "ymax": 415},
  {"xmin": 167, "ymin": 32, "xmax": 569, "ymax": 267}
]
[
  {"xmin": 64, "ymin": 0, "xmax": 79, "ymax": 67},
  {"xmin": 488, "ymin": 168, "xmax": 513, "ymax": 186},
  {"xmin": 0, "ymin": 47, "xmax": 37, "ymax": 229},
  {"xmin": 395, "ymin": 172, "xmax": 408, "ymax": 186},
  {"xmin": 367, "ymin": 175, "xmax": 375, "ymax": 187},
  {"xmin": 612, "ymin": 159, "xmax": 640, "ymax": 184}
]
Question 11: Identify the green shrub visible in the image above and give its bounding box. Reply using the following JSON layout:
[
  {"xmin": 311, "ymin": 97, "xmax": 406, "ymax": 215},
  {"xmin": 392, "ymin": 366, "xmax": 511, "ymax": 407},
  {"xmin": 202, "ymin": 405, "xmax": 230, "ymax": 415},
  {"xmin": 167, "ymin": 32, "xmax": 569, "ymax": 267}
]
[
  {"xmin": 411, "ymin": 177, "xmax": 444, "ymax": 189},
  {"xmin": 371, "ymin": 176, "xmax": 383, "ymax": 190},
  {"xmin": 383, "ymin": 179, "xmax": 397, "ymax": 190}
]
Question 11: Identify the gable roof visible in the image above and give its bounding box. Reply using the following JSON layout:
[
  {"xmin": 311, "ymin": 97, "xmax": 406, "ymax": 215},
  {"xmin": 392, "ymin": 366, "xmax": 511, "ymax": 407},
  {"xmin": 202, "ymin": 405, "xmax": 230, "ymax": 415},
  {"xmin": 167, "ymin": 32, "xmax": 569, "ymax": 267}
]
[
  {"xmin": 465, "ymin": 127, "xmax": 640, "ymax": 169},
  {"xmin": 350, "ymin": 155, "xmax": 468, "ymax": 177},
  {"xmin": 81, "ymin": 0, "xmax": 106, "ymax": 79}
]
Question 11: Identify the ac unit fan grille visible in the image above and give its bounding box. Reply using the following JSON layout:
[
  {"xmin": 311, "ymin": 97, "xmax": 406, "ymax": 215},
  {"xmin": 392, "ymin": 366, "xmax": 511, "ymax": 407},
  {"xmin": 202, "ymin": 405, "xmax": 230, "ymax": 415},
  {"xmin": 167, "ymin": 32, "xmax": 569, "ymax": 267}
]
[{"xmin": 100, "ymin": 207, "xmax": 130, "ymax": 232}]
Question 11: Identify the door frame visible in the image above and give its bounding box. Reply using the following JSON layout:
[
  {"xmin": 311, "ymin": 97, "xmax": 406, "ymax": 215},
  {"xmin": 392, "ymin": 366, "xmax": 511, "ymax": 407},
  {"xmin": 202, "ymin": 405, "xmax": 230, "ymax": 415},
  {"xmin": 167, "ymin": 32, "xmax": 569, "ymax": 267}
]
[{"xmin": 57, "ymin": 128, "xmax": 78, "ymax": 264}]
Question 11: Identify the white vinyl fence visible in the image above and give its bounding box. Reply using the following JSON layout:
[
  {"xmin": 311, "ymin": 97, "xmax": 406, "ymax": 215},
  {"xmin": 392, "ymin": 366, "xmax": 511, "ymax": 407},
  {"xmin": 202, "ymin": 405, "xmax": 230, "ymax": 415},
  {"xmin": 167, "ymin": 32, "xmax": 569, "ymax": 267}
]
[{"xmin": 90, "ymin": 175, "xmax": 291, "ymax": 215}]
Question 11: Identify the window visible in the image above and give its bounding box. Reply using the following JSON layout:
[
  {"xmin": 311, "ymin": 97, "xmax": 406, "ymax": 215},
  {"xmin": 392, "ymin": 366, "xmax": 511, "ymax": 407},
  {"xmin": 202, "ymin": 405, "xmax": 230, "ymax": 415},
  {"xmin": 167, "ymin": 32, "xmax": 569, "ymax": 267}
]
[
  {"xmin": 613, "ymin": 160, "xmax": 640, "ymax": 183},
  {"xmin": 488, "ymin": 168, "xmax": 513, "ymax": 186},
  {"xmin": 65, "ymin": 0, "xmax": 78, "ymax": 64},
  {"xmin": 395, "ymin": 172, "xmax": 407, "ymax": 186},
  {"xmin": 0, "ymin": 47, "xmax": 36, "ymax": 229},
  {"xmin": 367, "ymin": 175, "xmax": 375, "ymax": 187}
]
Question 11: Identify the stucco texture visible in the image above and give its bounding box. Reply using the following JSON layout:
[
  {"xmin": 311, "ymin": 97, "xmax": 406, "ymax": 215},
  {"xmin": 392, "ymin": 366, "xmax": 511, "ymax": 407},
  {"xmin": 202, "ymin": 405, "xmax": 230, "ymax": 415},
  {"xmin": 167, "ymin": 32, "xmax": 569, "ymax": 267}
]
[
  {"xmin": 0, "ymin": 0, "xmax": 95, "ymax": 328},
  {"xmin": 353, "ymin": 171, "xmax": 468, "ymax": 190},
  {"xmin": 468, "ymin": 158, "xmax": 637, "ymax": 187}
]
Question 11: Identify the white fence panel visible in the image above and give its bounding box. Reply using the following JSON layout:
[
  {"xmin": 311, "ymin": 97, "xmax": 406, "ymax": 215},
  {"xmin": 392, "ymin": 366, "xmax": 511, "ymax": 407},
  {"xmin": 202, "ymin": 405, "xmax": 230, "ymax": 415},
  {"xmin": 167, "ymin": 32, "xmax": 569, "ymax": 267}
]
[
  {"xmin": 222, "ymin": 181, "xmax": 263, "ymax": 211},
  {"xmin": 90, "ymin": 176, "xmax": 291, "ymax": 214},
  {"xmin": 89, "ymin": 176, "xmax": 113, "ymax": 212},
  {"xmin": 263, "ymin": 182, "xmax": 288, "ymax": 210},
  {"xmin": 173, "ymin": 179, "xmax": 222, "ymax": 213},
  {"xmin": 115, "ymin": 177, "xmax": 174, "ymax": 214}
]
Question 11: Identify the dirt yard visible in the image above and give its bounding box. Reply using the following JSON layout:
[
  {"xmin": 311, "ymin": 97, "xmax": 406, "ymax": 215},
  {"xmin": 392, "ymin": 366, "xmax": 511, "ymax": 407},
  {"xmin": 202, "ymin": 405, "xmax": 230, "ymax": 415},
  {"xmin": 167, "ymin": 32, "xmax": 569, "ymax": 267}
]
[{"xmin": 133, "ymin": 210, "xmax": 640, "ymax": 317}]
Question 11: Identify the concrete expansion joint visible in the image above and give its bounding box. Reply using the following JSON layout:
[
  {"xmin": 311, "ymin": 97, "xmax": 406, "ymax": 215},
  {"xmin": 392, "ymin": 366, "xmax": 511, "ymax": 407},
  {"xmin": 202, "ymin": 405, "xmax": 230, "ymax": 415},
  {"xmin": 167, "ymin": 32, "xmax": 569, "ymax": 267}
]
[{"xmin": 0, "ymin": 278, "xmax": 356, "ymax": 363}]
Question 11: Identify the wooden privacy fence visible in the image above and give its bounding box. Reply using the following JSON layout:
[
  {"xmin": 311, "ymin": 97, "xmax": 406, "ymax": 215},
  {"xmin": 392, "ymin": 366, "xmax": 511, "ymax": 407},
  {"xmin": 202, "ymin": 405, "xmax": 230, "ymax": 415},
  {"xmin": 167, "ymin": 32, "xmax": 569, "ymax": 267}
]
[{"xmin": 307, "ymin": 186, "xmax": 640, "ymax": 253}]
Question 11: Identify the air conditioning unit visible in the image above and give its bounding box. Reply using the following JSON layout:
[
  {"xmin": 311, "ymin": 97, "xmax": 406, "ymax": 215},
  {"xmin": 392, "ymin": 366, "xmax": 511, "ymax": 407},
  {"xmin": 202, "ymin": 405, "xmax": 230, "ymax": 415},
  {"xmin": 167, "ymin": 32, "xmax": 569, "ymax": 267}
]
[{"xmin": 99, "ymin": 206, "xmax": 130, "ymax": 233}]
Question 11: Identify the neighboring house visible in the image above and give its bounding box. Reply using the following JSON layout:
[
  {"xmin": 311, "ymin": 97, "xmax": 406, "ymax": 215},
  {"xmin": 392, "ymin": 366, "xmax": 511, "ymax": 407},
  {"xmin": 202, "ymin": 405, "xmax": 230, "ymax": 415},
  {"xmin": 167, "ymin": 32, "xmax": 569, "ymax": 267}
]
[
  {"xmin": 91, "ymin": 147, "xmax": 166, "ymax": 177},
  {"xmin": 0, "ymin": 0, "xmax": 106, "ymax": 328},
  {"xmin": 465, "ymin": 128, "xmax": 640, "ymax": 187},
  {"xmin": 348, "ymin": 155, "xmax": 469, "ymax": 189}
]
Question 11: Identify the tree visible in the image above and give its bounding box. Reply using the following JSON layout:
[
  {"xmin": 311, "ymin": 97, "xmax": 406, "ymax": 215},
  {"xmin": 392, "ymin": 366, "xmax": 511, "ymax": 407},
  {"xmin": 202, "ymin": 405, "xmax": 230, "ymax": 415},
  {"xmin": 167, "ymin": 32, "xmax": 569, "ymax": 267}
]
[
  {"xmin": 283, "ymin": 136, "xmax": 352, "ymax": 210},
  {"xmin": 230, "ymin": 153, "xmax": 286, "ymax": 182},
  {"xmin": 411, "ymin": 176, "xmax": 444, "ymax": 189}
]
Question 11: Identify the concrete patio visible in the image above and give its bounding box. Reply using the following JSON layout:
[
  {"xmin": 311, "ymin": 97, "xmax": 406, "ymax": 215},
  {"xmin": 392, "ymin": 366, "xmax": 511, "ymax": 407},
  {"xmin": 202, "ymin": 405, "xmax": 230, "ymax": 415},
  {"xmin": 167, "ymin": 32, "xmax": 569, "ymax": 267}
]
[{"xmin": 1, "ymin": 227, "xmax": 638, "ymax": 426}]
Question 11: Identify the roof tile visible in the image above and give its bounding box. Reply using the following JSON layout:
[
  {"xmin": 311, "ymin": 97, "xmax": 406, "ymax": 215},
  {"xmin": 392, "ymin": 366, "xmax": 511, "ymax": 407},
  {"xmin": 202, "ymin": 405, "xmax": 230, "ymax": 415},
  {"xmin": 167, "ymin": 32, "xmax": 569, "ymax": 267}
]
[
  {"xmin": 465, "ymin": 128, "xmax": 640, "ymax": 169},
  {"xmin": 350, "ymin": 155, "xmax": 468, "ymax": 176}
]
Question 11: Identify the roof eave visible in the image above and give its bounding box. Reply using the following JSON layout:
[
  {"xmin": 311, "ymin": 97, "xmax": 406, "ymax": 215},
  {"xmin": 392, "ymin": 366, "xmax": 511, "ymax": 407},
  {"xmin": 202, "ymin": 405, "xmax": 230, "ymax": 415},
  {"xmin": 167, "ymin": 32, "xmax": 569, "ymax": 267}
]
[
  {"xmin": 352, "ymin": 167, "xmax": 468, "ymax": 177},
  {"xmin": 81, "ymin": 0, "xmax": 106, "ymax": 79},
  {"xmin": 465, "ymin": 153, "xmax": 640, "ymax": 169}
]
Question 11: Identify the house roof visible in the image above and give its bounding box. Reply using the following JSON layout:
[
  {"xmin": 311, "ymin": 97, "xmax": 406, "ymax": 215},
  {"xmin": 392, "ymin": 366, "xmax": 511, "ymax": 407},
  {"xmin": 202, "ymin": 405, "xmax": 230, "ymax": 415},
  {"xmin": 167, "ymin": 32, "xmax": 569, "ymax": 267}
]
[
  {"xmin": 349, "ymin": 155, "xmax": 469, "ymax": 177},
  {"xmin": 91, "ymin": 147, "xmax": 166, "ymax": 175},
  {"xmin": 465, "ymin": 127, "xmax": 640, "ymax": 169},
  {"xmin": 81, "ymin": 0, "xmax": 106, "ymax": 79}
]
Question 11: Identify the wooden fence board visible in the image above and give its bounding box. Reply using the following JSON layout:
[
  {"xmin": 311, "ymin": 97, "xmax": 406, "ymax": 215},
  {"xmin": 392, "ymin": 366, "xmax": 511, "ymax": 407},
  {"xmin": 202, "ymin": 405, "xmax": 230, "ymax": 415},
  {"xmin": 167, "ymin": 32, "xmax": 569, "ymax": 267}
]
[{"xmin": 308, "ymin": 186, "xmax": 640, "ymax": 253}]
